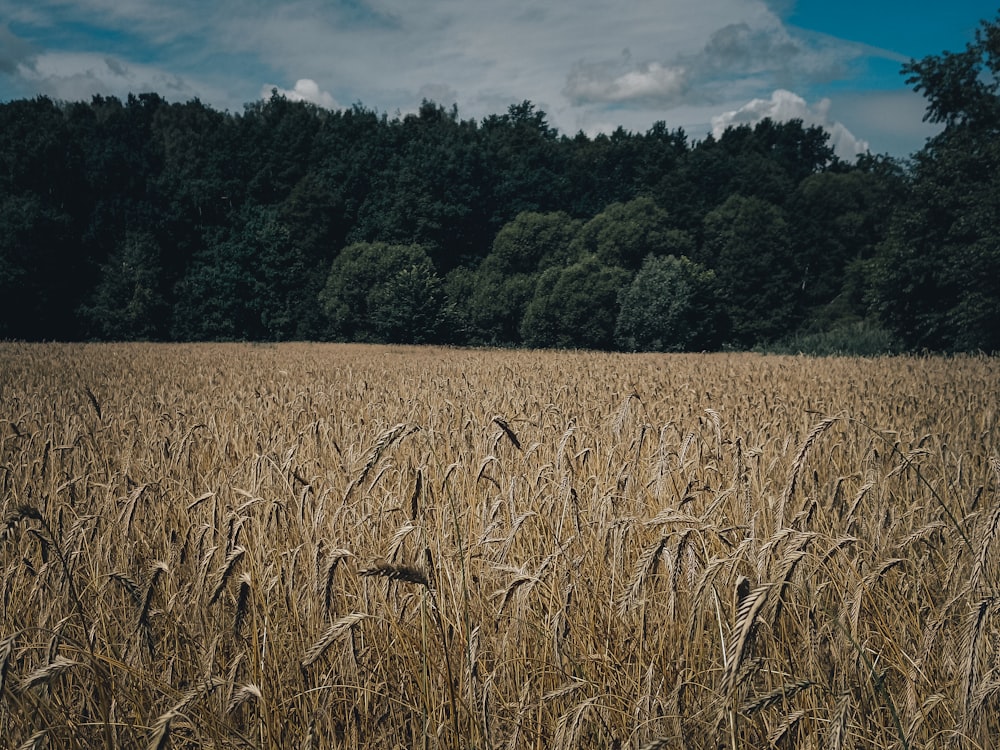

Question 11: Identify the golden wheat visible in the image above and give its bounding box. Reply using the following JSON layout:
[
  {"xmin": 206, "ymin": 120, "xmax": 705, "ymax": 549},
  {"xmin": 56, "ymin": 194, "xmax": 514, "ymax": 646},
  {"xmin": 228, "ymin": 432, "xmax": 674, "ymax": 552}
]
[{"xmin": 0, "ymin": 343, "xmax": 997, "ymax": 748}]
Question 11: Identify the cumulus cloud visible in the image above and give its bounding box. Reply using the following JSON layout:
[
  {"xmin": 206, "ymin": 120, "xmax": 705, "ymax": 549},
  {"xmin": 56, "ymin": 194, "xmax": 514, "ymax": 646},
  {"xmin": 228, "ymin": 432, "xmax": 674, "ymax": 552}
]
[
  {"xmin": 701, "ymin": 21, "xmax": 801, "ymax": 74},
  {"xmin": 711, "ymin": 89, "xmax": 870, "ymax": 159},
  {"xmin": 565, "ymin": 54, "xmax": 688, "ymax": 105},
  {"xmin": 562, "ymin": 10, "xmax": 866, "ymax": 114},
  {"xmin": 261, "ymin": 78, "xmax": 338, "ymax": 109}
]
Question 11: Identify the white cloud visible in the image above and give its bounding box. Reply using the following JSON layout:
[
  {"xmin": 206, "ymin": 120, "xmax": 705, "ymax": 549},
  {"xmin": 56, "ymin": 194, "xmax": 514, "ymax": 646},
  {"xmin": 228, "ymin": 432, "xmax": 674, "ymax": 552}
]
[
  {"xmin": 711, "ymin": 89, "xmax": 870, "ymax": 159},
  {"xmin": 261, "ymin": 78, "xmax": 338, "ymax": 109},
  {"xmin": 559, "ymin": 8, "xmax": 872, "ymax": 118},
  {"xmin": 565, "ymin": 55, "xmax": 688, "ymax": 105}
]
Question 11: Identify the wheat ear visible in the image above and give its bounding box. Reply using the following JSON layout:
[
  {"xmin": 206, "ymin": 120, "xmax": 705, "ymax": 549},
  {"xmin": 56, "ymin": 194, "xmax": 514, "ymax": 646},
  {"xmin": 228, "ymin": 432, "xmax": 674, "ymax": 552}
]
[
  {"xmin": 777, "ymin": 417, "xmax": 836, "ymax": 531},
  {"xmin": 147, "ymin": 709, "xmax": 175, "ymax": 750},
  {"xmin": 723, "ymin": 583, "xmax": 772, "ymax": 698},
  {"xmin": 303, "ymin": 612, "xmax": 368, "ymax": 667}
]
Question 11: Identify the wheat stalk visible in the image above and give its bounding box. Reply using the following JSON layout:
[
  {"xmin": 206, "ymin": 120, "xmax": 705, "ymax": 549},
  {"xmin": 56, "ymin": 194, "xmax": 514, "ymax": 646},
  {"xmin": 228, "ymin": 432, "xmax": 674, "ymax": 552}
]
[
  {"xmin": 226, "ymin": 682, "xmax": 263, "ymax": 714},
  {"xmin": 1, "ymin": 633, "xmax": 17, "ymax": 696},
  {"xmin": 147, "ymin": 709, "xmax": 176, "ymax": 750},
  {"xmin": 359, "ymin": 559, "xmax": 431, "ymax": 586},
  {"xmin": 961, "ymin": 598, "xmax": 993, "ymax": 729},
  {"xmin": 767, "ymin": 709, "xmax": 804, "ymax": 745},
  {"xmin": 740, "ymin": 679, "xmax": 814, "ymax": 715}
]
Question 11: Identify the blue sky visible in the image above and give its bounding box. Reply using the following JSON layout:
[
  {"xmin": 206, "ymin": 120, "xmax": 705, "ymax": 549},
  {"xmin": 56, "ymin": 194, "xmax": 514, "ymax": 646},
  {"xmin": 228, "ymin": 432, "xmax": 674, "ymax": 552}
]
[{"xmin": 1, "ymin": 1, "xmax": 996, "ymax": 158}]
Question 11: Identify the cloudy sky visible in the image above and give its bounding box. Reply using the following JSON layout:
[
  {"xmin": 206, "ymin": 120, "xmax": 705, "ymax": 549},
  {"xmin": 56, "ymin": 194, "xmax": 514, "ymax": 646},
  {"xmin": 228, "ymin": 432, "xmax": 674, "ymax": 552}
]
[{"xmin": 0, "ymin": 1, "xmax": 994, "ymax": 158}]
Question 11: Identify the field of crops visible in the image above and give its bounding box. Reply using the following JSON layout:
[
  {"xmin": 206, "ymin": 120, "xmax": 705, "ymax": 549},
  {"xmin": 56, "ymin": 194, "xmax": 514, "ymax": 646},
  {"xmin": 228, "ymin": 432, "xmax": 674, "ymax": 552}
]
[{"xmin": 2, "ymin": 343, "xmax": 998, "ymax": 749}]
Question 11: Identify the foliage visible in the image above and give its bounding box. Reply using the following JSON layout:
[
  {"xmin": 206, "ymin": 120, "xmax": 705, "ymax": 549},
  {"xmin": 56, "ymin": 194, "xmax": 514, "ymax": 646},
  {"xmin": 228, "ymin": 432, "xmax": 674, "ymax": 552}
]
[
  {"xmin": 871, "ymin": 12, "xmax": 1000, "ymax": 352},
  {"xmin": 490, "ymin": 210, "xmax": 582, "ymax": 273},
  {"xmin": 615, "ymin": 254, "xmax": 719, "ymax": 351},
  {"xmin": 445, "ymin": 211, "xmax": 584, "ymax": 346},
  {"xmin": 0, "ymin": 11, "xmax": 998, "ymax": 353},
  {"xmin": 786, "ymin": 162, "xmax": 903, "ymax": 323},
  {"xmin": 702, "ymin": 195, "xmax": 798, "ymax": 346},
  {"xmin": 573, "ymin": 196, "xmax": 689, "ymax": 270},
  {"xmin": 172, "ymin": 204, "xmax": 316, "ymax": 341},
  {"xmin": 367, "ymin": 261, "xmax": 452, "ymax": 344},
  {"xmin": 319, "ymin": 242, "xmax": 450, "ymax": 344},
  {"xmin": 520, "ymin": 255, "xmax": 630, "ymax": 349},
  {"xmin": 764, "ymin": 318, "xmax": 901, "ymax": 357},
  {"xmin": 79, "ymin": 231, "xmax": 168, "ymax": 340}
]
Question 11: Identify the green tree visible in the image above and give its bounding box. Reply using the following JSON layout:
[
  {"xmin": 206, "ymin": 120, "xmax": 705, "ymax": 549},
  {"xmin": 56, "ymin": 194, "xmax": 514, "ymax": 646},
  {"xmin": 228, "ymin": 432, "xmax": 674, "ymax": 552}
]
[
  {"xmin": 171, "ymin": 204, "xmax": 305, "ymax": 341},
  {"xmin": 0, "ymin": 193, "xmax": 74, "ymax": 338},
  {"xmin": 871, "ymin": 141, "xmax": 1000, "ymax": 351},
  {"xmin": 238, "ymin": 92, "xmax": 321, "ymax": 204},
  {"xmin": 319, "ymin": 242, "xmax": 449, "ymax": 343},
  {"xmin": 445, "ymin": 264, "xmax": 538, "ymax": 346},
  {"xmin": 481, "ymin": 101, "xmax": 569, "ymax": 225},
  {"xmin": 171, "ymin": 230, "xmax": 259, "ymax": 341},
  {"xmin": 902, "ymin": 14, "xmax": 1000, "ymax": 130},
  {"xmin": 615, "ymin": 254, "xmax": 719, "ymax": 351},
  {"xmin": 872, "ymin": 11, "xmax": 1000, "ymax": 351},
  {"xmin": 520, "ymin": 255, "xmax": 630, "ymax": 349},
  {"xmin": 0, "ymin": 97, "xmax": 89, "ymax": 338},
  {"xmin": 491, "ymin": 210, "xmax": 582, "ymax": 273},
  {"xmin": 79, "ymin": 231, "xmax": 168, "ymax": 339},
  {"xmin": 351, "ymin": 101, "xmax": 489, "ymax": 271},
  {"xmin": 446, "ymin": 210, "xmax": 582, "ymax": 345},
  {"xmin": 368, "ymin": 262, "xmax": 451, "ymax": 344},
  {"xmin": 574, "ymin": 196, "xmax": 686, "ymax": 270},
  {"xmin": 702, "ymin": 194, "xmax": 798, "ymax": 346},
  {"xmin": 871, "ymin": 12, "xmax": 1000, "ymax": 351},
  {"xmin": 786, "ymin": 162, "xmax": 903, "ymax": 327}
]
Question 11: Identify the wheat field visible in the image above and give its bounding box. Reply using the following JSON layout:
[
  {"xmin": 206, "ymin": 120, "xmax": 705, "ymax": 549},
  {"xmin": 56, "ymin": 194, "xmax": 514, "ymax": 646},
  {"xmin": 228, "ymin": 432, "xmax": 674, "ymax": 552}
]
[{"xmin": 1, "ymin": 342, "xmax": 998, "ymax": 749}]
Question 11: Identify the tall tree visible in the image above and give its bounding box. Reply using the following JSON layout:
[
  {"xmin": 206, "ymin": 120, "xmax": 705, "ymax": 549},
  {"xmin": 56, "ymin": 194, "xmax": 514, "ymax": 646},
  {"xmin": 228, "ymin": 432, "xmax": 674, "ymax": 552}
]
[
  {"xmin": 615, "ymin": 254, "xmax": 720, "ymax": 351},
  {"xmin": 350, "ymin": 101, "xmax": 488, "ymax": 270},
  {"xmin": 79, "ymin": 230, "xmax": 168, "ymax": 340},
  {"xmin": 446, "ymin": 211, "xmax": 582, "ymax": 345},
  {"xmin": 520, "ymin": 255, "xmax": 630, "ymax": 350},
  {"xmin": 872, "ymin": 12, "xmax": 1000, "ymax": 351},
  {"xmin": 702, "ymin": 194, "xmax": 798, "ymax": 346},
  {"xmin": 481, "ymin": 102, "xmax": 568, "ymax": 226},
  {"xmin": 0, "ymin": 97, "xmax": 85, "ymax": 338},
  {"xmin": 787, "ymin": 161, "xmax": 902, "ymax": 328},
  {"xmin": 318, "ymin": 242, "xmax": 449, "ymax": 343},
  {"xmin": 574, "ymin": 196, "xmax": 690, "ymax": 270},
  {"xmin": 171, "ymin": 204, "xmax": 305, "ymax": 340}
]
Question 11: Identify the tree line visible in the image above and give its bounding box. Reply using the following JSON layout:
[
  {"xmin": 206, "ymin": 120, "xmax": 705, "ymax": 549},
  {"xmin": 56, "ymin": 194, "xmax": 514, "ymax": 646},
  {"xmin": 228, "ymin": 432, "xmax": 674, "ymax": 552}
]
[{"xmin": 1, "ymin": 13, "xmax": 997, "ymax": 353}]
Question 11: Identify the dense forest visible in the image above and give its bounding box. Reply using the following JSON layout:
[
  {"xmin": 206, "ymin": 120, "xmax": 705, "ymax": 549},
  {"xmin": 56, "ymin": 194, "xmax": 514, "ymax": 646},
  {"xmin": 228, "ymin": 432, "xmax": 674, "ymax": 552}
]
[{"xmin": 1, "ymin": 14, "xmax": 998, "ymax": 353}]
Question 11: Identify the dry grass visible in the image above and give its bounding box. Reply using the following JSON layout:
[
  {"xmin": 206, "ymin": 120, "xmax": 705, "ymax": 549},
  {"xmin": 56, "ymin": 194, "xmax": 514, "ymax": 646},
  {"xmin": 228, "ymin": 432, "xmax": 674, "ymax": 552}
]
[{"xmin": 1, "ymin": 342, "xmax": 998, "ymax": 749}]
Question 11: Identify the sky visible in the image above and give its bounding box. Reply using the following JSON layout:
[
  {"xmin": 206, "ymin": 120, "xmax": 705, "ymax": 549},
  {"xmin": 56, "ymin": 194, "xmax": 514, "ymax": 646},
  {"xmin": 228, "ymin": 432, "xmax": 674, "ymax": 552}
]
[{"xmin": 0, "ymin": 1, "xmax": 996, "ymax": 159}]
